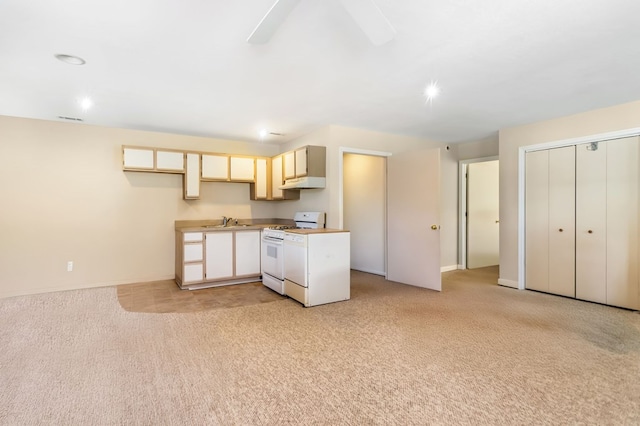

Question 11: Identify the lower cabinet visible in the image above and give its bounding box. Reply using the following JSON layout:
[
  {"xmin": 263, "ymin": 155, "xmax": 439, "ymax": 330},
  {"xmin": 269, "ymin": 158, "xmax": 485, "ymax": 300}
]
[
  {"xmin": 235, "ymin": 230, "xmax": 261, "ymax": 276},
  {"xmin": 176, "ymin": 229, "xmax": 261, "ymax": 289},
  {"xmin": 205, "ymin": 231, "xmax": 234, "ymax": 280}
]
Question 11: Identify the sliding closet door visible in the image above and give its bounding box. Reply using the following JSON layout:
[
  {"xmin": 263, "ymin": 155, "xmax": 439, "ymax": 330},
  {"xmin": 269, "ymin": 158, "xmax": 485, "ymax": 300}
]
[
  {"xmin": 548, "ymin": 146, "xmax": 576, "ymax": 297},
  {"xmin": 606, "ymin": 137, "xmax": 639, "ymax": 309},
  {"xmin": 525, "ymin": 150, "xmax": 549, "ymax": 292},
  {"xmin": 575, "ymin": 142, "xmax": 607, "ymax": 304}
]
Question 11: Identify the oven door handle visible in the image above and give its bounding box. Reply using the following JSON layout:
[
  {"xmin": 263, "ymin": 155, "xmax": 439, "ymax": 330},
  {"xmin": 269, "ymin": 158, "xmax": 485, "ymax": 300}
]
[{"xmin": 262, "ymin": 236, "xmax": 284, "ymax": 244}]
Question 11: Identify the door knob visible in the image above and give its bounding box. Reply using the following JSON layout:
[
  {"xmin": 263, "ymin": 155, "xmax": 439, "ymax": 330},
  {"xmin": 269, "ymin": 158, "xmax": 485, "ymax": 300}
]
[
  {"xmin": 588, "ymin": 230, "xmax": 593, "ymax": 234},
  {"xmin": 559, "ymin": 228, "xmax": 563, "ymax": 232},
  {"xmin": 495, "ymin": 220, "xmax": 500, "ymax": 223},
  {"xmin": 431, "ymin": 225, "xmax": 438, "ymax": 230}
]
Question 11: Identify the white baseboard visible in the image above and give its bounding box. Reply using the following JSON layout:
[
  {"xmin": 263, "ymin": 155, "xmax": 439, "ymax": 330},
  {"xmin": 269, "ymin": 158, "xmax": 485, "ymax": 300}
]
[
  {"xmin": 498, "ymin": 278, "xmax": 519, "ymax": 289},
  {"xmin": 440, "ymin": 264, "xmax": 462, "ymax": 273}
]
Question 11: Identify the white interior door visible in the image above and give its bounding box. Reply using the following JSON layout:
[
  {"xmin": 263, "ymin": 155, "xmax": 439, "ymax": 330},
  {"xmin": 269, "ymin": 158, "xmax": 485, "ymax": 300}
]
[
  {"xmin": 548, "ymin": 146, "xmax": 576, "ymax": 297},
  {"xmin": 576, "ymin": 142, "xmax": 608, "ymax": 304},
  {"xmin": 387, "ymin": 148, "xmax": 441, "ymax": 291},
  {"xmin": 525, "ymin": 150, "xmax": 549, "ymax": 292},
  {"xmin": 467, "ymin": 160, "xmax": 499, "ymax": 268},
  {"xmin": 606, "ymin": 137, "xmax": 639, "ymax": 309}
]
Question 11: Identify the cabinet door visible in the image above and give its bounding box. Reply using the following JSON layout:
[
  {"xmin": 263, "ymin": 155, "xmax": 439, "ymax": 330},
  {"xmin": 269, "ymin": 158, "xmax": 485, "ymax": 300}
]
[
  {"xmin": 235, "ymin": 230, "xmax": 261, "ymax": 276},
  {"xmin": 254, "ymin": 158, "xmax": 268, "ymax": 199},
  {"xmin": 230, "ymin": 157, "xmax": 255, "ymax": 181},
  {"xmin": 123, "ymin": 147, "xmax": 154, "ymax": 170},
  {"xmin": 183, "ymin": 264, "xmax": 204, "ymax": 283},
  {"xmin": 202, "ymin": 154, "xmax": 229, "ymax": 180},
  {"xmin": 184, "ymin": 153, "xmax": 201, "ymax": 199},
  {"xmin": 525, "ymin": 150, "xmax": 549, "ymax": 292},
  {"xmin": 295, "ymin": 147, "xmax": 307, "ymax": 177},
  {"xmin": 548, "ymin": 146, "xmax": 575, "ymax": 297},
  {"xmin": 576, "ymin": 142, "xmax": 607, "ymax": 304},
  {"xmin": 205, "ymin": 232, "xmax": 234, "ymax": 280},
  {"xmin": 156, "ymin": 150, "xmax": 184, "ymax": 172},
  {"xmin": 272, "ymin": 155, "xmax": 284, "ymax": 199},
  {"xmin": 283, "ymin": 151, "xmax": 296, "ymax": 179},
  {"xmin": 606, "ymin": 137, "xmax": 639, "ymax": 309}
]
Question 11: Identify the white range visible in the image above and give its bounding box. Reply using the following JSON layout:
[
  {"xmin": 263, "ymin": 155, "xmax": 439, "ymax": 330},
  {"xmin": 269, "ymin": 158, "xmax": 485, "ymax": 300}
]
[{"xmin": 260, "ymin": 212, "xmax": 325, "ymax": 295}]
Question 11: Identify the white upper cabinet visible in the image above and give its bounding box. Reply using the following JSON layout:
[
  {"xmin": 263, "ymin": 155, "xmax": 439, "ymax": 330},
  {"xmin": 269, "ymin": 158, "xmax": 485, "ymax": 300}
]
[
  {"xmin": 295, "ymin": 147, "xmax": 308, "ymax": 176},
  {"xmin": 253, "ymin": 157, "xmax": 268, "ymax": 199},
  {"xmin": 230, "ymin": 156, "xmax": 255, "ymax": 181},
  {"xmin": 283, "ymin": 151, "xmax": 296, "ymax": 179},
  {"xmin": 184, "ymin": 153, "xmax": 201, "ymax": 199},
  {"xmin": 272, "ymin": 155, "xmax": 283, "ymax": 199},
  {"xmin": 156, "ymin": 150, "xmax": 185, "ymax": 172},
  {"xmin": 121, "ymin": 144, "xmax": 320, "ymax": 202},
  {"xmin": 123, "ymin": 147, "xmax": 154, "ymax": 170},
  {"xmin": 281, "ymin": 145, "xmax": 326, "ymax": 180},
  {"xmin": 202, "ymin": 154, "xmax": 229, "ymax": 180}
]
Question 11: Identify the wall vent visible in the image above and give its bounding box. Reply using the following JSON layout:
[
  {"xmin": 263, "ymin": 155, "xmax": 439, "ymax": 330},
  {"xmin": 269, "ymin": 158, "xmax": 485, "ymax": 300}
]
[{"xmin": 58, "ymin": 116, "xmax": 84, "ymax": 122}]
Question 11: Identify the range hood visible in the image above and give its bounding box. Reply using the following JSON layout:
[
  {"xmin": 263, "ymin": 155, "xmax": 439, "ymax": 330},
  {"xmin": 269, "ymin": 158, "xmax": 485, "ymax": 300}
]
[{"xmin": 279, "ymin": 176, "xmax": 326, "ymax": 190}]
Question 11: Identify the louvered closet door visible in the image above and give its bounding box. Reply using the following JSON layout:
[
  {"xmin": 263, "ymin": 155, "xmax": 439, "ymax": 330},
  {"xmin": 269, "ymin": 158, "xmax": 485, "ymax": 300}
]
[
  {"xmin": 548, "ymin": 146, "xmax": 576, "ymax": 297},
  {"xmin": 606, "ymin": 137, "xmax": 639, "ymax": 309},
  {"xmin": 576, "ymin": 142, "xmax": 608, "ymax": 304},
  {"xmin": 525, "ymin": 150, "xmax": 550, "ymax": 292}
]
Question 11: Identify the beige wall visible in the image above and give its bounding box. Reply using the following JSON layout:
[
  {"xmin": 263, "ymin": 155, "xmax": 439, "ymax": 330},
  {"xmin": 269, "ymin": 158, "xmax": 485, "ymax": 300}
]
[
  {"xmin": 456, "ymin": 135, "xmax": 499, "ymax": 160},
  {"xmin": 499, "ymin": 99, "xmax": 640, "ymax": 286},
  {"xmin": 0, "ymin": 116, "xmax": 280, "ymax": 298}
]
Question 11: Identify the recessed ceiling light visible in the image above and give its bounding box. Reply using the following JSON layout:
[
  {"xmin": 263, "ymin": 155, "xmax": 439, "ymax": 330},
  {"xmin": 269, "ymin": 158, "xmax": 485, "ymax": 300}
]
[
  {"xmin": 55, "ymin": 54, "xmax": 86, "ymax": 65},
  {"xmin": 259, "ymin": 129, "xmax": 268, "ymax": 140},
  {"xmin": 424, "ymin": 81, "xmax": 440, "ymax": 103},
  {"xmin": 79, "ymin": 96, "xmax": 93, "ymax": 111}
]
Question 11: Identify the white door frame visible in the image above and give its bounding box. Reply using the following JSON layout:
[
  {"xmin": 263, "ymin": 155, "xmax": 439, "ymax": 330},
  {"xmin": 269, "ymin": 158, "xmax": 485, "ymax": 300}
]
[
  {"xmin": 458, "ymin": 156, "xmax": 498, "ymax": 270},
  {"xmin": 516, "ymin": 127, "xmax": 640, "ymax": 290}
]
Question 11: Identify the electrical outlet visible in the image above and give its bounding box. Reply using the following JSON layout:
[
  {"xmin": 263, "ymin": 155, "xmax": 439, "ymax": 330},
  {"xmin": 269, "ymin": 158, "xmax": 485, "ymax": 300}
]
[{"xmin": 67, "ymin": 261, "xmax": 73, "ymax": 272}]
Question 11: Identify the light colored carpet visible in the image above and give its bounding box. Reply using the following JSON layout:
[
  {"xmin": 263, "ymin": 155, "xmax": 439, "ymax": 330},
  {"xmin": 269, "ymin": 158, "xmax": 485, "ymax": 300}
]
[{"xmin": 1, "ymin": 267, "xmax": 639, "ymax": 425}]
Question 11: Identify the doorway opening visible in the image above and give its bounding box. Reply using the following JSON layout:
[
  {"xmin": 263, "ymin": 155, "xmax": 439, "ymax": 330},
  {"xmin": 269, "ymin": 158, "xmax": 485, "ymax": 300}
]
[
  {"xmin": 341, "ymin": 150, "xmax": 388, "ymax": 276},
  {"xmin": 459, "ymin": 157, "xmax": 499, "ymax": 270}
]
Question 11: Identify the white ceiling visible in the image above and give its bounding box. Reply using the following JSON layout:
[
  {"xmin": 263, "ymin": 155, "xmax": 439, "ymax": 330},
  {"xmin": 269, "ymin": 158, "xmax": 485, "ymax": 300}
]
[{"xmin": 2, "ymin": 0, "xmax": 640, "ymax": 144}]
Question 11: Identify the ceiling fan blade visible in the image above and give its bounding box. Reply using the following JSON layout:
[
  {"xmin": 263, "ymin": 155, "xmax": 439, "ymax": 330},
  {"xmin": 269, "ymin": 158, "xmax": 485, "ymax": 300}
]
[
  {"xmin": 247, "ymin": 0, "xmax": 301, "ymax": 44},
  {"xmin": 339, "ymin": 0, "xmax": 396, "ymax": 46}
]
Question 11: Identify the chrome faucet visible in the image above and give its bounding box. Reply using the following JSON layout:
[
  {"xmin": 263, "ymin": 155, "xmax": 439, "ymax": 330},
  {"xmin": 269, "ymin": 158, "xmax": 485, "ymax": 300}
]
[{"xmin": 222, "ymin": 216, "xmax": 233, "ymax": 226}]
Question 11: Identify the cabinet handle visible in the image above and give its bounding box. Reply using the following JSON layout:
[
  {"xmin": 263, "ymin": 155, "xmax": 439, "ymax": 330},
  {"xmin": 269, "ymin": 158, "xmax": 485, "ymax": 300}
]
[
  {"xmin": 559, "ymin": 228, "xmax": 563, "ymax": 232},
  {"xmin": 588, "ymin": 230, "xmax": 593, "ymax": 234}
]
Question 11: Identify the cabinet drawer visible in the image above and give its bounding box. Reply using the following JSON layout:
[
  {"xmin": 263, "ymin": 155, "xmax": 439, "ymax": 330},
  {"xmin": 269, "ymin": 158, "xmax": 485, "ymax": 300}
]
[
  {"xmin": 184, "ymin": 243, "xmax": 203, "ymax": 262},
  {"xmin": 184, "ymin": 232, "xmax": 203, "ymax": 242}
]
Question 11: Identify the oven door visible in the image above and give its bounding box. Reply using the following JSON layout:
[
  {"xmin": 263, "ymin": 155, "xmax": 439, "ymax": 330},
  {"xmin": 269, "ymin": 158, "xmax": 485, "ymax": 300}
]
[{"xmin": 261, "ymin": 234, "xmax": 284, "ymax": 280}]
